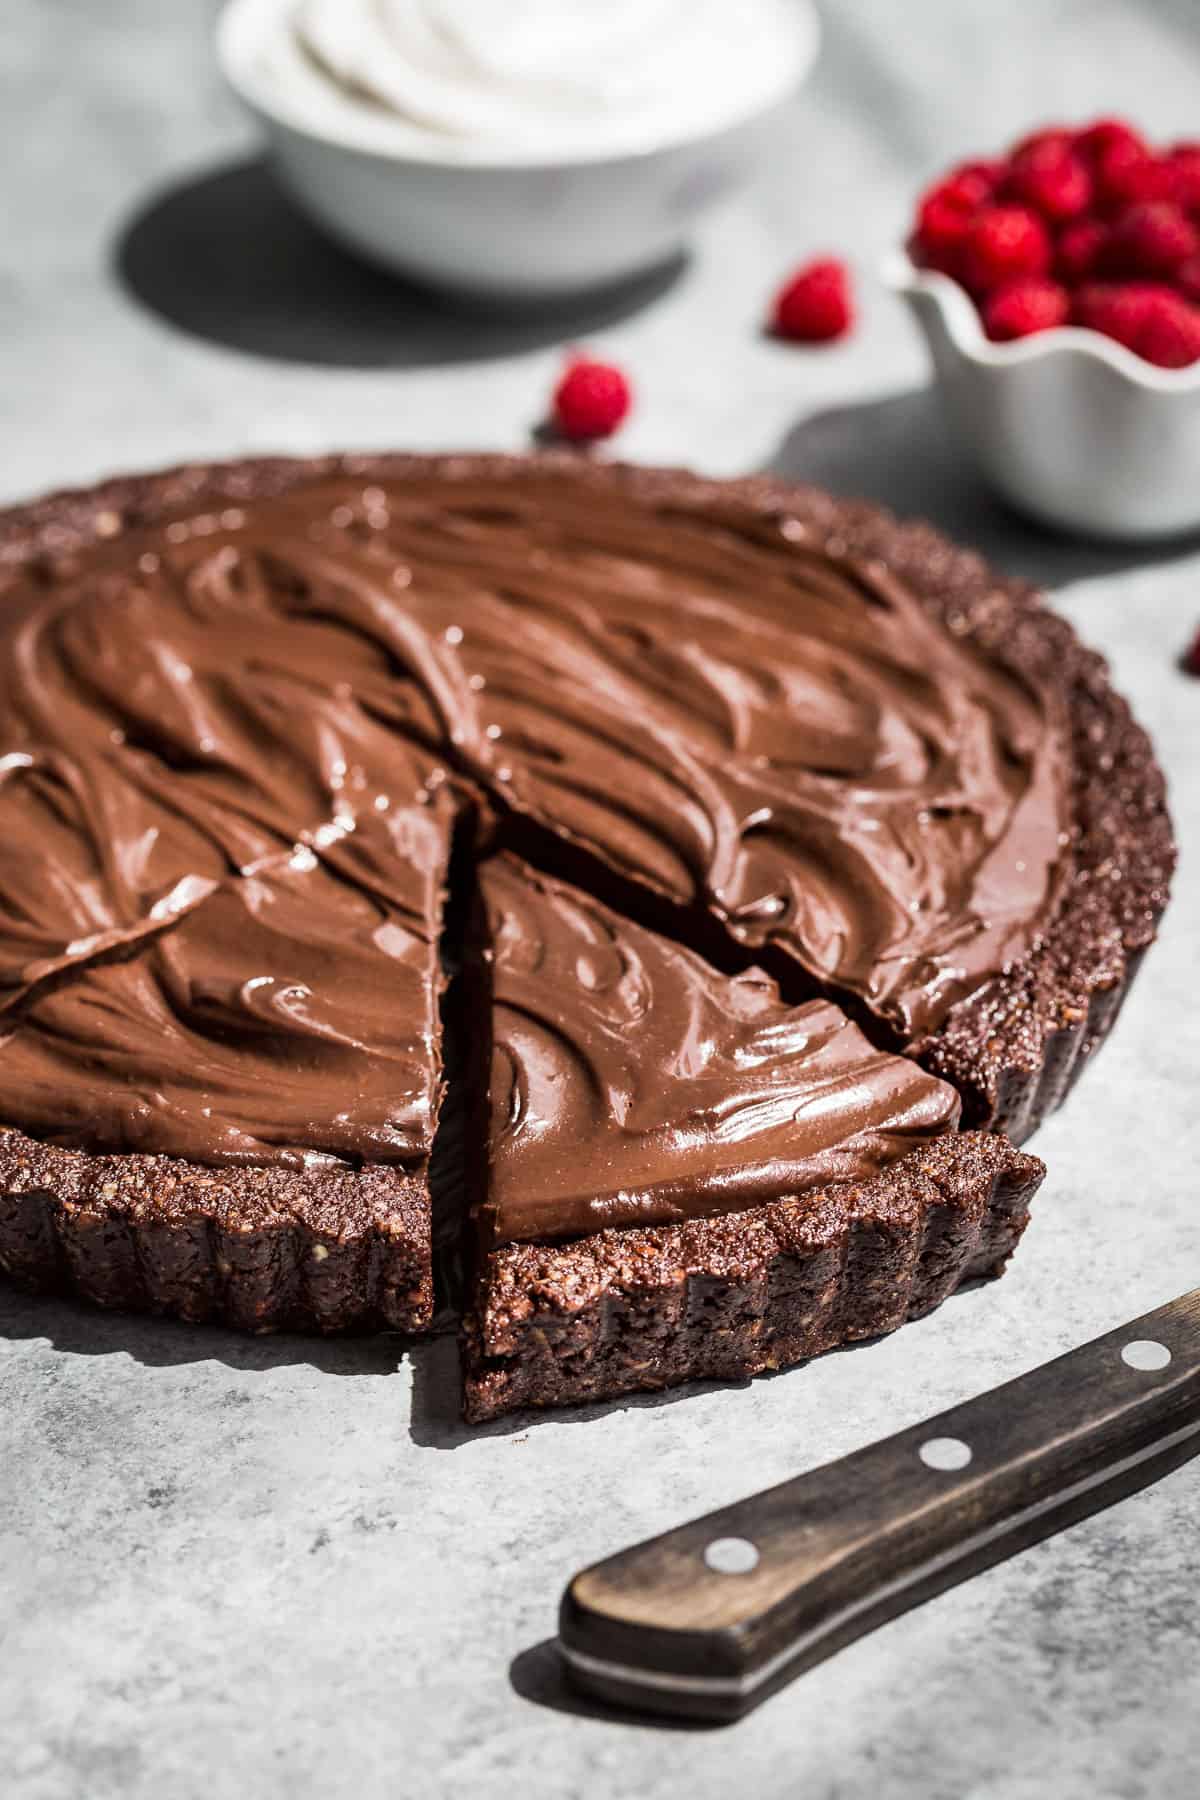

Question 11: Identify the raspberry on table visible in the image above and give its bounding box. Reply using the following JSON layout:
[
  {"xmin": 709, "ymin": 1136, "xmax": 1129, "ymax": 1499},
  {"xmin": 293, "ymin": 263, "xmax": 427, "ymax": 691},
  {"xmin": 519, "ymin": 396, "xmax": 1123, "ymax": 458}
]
[
  {"xmin": 963, "ymin": 206, "xmax": 1052, "ymax": 293},
  {"xmin": 551, "ymin": 357, "xmax": 632, "ymax": 442},
  {"xmin": 983, "ymin": 278, "xmax": 1071, "ymax": 341},
  {"xmin": 1182, "ymin": 624, "xmax": 1200, "ymax": 678},
  {"xmin": 771, "ymin": 259, "xmax": 855, "ymax": 343}
]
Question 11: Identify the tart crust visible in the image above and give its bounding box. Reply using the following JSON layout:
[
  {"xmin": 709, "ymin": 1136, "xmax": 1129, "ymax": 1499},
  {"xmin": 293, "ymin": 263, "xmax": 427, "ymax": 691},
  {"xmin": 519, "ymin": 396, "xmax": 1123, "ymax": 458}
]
[
  {"xmin": 0, "ymin": 454, "xmax": 1174, "ymax": 1383},
  {"xmin": 464, "ymin": 1133, "xmax": 1043, "ymax": 1422},
  {"xmin": 0, "ymin": 1129, "xmax": 433, "ymax": 1333}
]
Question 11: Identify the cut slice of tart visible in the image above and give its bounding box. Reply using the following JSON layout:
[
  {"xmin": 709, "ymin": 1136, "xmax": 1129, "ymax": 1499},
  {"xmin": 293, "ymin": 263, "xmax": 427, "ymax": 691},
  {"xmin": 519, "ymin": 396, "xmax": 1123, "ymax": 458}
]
[{"xmin": 462, "ymin": 854, "xmax": 1044, "ymax": 1421}]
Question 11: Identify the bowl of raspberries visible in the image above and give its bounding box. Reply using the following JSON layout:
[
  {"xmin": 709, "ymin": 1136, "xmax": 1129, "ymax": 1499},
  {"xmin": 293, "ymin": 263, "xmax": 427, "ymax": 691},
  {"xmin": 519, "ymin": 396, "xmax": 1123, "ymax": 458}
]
[{"xmin": 890, "ymin": 118, "xmax": 1200, "ymax": 539}]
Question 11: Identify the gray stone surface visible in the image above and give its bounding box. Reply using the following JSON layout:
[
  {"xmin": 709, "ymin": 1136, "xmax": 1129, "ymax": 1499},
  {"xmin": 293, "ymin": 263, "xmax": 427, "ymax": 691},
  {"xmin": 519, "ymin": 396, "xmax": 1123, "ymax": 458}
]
[{"xmin": 2, "ymin": 4, "xmax": 1199, "ymax": 1796}]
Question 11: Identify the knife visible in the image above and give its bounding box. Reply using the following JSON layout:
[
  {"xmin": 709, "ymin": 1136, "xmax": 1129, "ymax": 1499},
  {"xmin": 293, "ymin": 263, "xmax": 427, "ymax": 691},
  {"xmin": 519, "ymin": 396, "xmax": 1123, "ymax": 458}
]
[{"xmin": 559, "ymin": 1288, "xmax": 1200, "ymax": 1723}]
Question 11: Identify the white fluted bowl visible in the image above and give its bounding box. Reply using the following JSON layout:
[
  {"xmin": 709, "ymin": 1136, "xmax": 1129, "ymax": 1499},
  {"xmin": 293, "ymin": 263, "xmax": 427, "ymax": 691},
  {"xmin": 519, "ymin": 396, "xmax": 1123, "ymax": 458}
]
[
  {"xmin": 218, "ymin": 0, "xmax": 819, "ymax": 303},
  {"xmin": 887, "ymin": 251, "xmax": 1200, "ymax": 540}
]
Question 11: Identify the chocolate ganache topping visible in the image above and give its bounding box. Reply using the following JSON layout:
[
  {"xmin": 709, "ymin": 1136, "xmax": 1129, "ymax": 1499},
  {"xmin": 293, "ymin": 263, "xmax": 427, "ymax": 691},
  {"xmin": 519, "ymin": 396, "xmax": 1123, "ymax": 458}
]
[
  {"xmin": 407, "ymin": 472, "xmax": 1069, "ymax": 1035},
  {"xmin": 0, "ymin": 458, "xmax": 1071, "ymax": 1168},
  {"xmin": 480, "ymin": 855, "xmax": 961, "ymax": 1244},
  {"xmin": 0, "ymin": 515, "xmax": 456, "ymax": 1165}
]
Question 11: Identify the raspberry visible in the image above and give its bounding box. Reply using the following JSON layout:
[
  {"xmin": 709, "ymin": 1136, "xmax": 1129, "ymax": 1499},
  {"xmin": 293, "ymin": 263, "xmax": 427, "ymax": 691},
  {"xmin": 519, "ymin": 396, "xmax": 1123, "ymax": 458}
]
[
  {"xmin": 935, "ymin": 161, "xmax": 1004, "ymax": 209},
  {"xmin": 910, "ymin": 123, "xmax": 1200, "ymax": 360},
  {"xmin": 1107, "ymin": 202, "xmax": 1199, "ymax": 276},
  {"xmin": 1074, "ymin": 282, "xmax": 1165, "ymax": 350},
  {"xmin": 1075, "ymin": 282, "xmax": 1200, "ymax": 366},
  {"xmin": 962, "ymin": 206, "xmax": 1052, "ymax": 293},
  {"xmin": 1008, "ymin": 140, "xmax": 1092, "ymax": 222},
  {"xmin": 771, "ymin": 259, "xmax": 855, "ymax": 342},
  {"xmin": 1056, "ymin": 218, "xmax": 1109, "ymax": 283},
  {"xmin": 1167, "ymin": 143, "xmax": 1200, "ymax": 213},
  {"xmin": 1136, "ymin": 291, "xmax": 1200, "ymax": 367},
  {"xmin": 1011, "ymin": 126, "xmax": 1077, "ymax": 164},
  {"xmin": 983, "ymin": 278, "xmax": 1070, "ymax": 341},
  {"xmin": 1183, "ymin": 624, "xmax": 1200, "ymax": 677},
  {"xmin": 1076, "ymin": 118, "xmax": 1148, "ymax": 164},
  {"xmin": 1177, "ymin": 255, "xmax": 1200, "ymax": 302},
  {"xmin": 551, "ymin": 357, "xmax": 632, "ymax": 442},
  {"xmin": 911, "ymin": 163, "xmax": 1004, "ymax": 276},
  {"xmin": 948, "ymin": 160, "xmax": 1007, "ymax": 202},
  {"xmin": 912, "ymin": 192, "xmax": 974, "ymax": 275},
  {"xmin": 1092, "ymin": 141, "xmax": 1172, "ymax": 212}
]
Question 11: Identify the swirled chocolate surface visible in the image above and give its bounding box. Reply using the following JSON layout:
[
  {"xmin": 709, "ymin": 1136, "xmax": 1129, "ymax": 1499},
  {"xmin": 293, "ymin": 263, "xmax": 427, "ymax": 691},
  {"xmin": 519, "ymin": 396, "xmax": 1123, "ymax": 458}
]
[
  {"xmin": 481, "ymin": 854, "xmax": 960, "ymax": 1243},
  {"xmin": 405, "ymin": 472, "xmax": 1068, "ymax": 1035},
  {"xmin": 0, "ymin": 520, "xmax": 456, "ymax": 1165},
  {"xmin": 9, "ymin": 461, "xmax": 1064, "ymax": 1037},
  {"xmin": 0, "ymin": 459, "xmax": 1072, "ymax": 1166}
]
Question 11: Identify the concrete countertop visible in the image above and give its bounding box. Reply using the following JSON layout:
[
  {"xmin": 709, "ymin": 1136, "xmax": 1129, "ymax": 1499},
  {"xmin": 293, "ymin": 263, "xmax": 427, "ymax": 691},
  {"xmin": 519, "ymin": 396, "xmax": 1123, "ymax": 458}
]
[{"xmin": 2, "ymin": 4, "xmax": 1198, "ymax": 1796}]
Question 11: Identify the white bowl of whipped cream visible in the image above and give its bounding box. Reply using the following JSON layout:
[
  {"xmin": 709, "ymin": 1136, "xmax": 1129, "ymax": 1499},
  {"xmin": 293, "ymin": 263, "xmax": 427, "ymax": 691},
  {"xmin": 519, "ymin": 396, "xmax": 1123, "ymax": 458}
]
[{"xmin": 217, "ymin": 0, "xmax": 819, "ymax": 301}]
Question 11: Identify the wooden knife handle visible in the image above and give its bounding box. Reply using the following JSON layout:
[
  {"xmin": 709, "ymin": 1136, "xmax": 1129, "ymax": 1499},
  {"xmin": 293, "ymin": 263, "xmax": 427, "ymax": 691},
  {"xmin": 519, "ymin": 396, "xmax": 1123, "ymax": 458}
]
[{"xmin": 559, "ymin": 1290, "xmax": 1200, "ymax": 1722}]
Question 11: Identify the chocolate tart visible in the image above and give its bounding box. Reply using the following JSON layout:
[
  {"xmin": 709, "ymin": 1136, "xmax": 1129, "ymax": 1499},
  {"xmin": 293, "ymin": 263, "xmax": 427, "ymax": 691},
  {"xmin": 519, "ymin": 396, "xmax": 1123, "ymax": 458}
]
[
  {"xmin": 462, "ymin": 853, "xmax": 1043, "ymax": 1420},
  {"xmin": 0, "ymin": 454, "xmax": 1174, "ymax": 1407},
  {"xmin": 0, "ymin": 479, "xmax": 460, "ymax": 1333},
  {"xmin": 466, "ymin": 1133, "xmax": 1039, "ymax": 1421}
]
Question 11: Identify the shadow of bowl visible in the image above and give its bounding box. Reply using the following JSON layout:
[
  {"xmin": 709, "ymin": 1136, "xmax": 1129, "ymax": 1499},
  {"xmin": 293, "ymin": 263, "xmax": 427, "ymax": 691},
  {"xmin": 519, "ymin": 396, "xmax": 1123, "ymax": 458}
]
[
  {"xmin": 114, "ymin": 156, "xmax": 687, "ymax": 370},
  {"xmin": 764, "ymin": 386, "xmax": 1199, "ymax": 590}
]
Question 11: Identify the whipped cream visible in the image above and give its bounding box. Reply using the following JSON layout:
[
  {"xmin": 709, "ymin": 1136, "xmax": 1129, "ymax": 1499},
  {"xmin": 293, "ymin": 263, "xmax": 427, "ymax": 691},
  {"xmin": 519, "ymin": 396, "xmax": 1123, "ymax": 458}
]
[{"xmin": 255, "ymin": 0, "xmax": 809, "ymax": 161}]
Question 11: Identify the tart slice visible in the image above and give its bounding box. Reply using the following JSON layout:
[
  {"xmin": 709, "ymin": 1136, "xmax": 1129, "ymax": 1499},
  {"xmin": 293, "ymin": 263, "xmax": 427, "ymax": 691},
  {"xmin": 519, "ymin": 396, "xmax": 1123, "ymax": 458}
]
[{"xmin": 462, "ymin": 854, "xmax": 1044, "ymax": 1421}]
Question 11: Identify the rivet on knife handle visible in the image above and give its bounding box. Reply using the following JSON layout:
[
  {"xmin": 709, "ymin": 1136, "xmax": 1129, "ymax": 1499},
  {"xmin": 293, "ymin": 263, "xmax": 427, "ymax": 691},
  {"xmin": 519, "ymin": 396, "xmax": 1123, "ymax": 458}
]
[{"xmin": 559, "ymin": 1289, "xmax": 1200, "ymax": 1723}]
